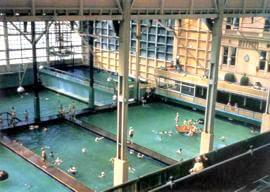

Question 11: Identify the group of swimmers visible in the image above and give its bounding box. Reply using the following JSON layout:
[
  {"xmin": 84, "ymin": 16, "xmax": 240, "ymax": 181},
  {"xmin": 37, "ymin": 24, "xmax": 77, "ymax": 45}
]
[
  {"xmin": 175, "ymin": 112, "xmax": 202, "ymax": 136},
  {"xmin": 58, "ymin": 102, "xmax": 76, "ymax": 120}
]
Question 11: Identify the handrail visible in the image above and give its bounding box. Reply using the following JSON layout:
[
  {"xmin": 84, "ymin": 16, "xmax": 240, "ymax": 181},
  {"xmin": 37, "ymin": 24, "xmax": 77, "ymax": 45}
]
[{"xmin": 156, "ymin": 87, "xmax": 262, "ymax": 121}]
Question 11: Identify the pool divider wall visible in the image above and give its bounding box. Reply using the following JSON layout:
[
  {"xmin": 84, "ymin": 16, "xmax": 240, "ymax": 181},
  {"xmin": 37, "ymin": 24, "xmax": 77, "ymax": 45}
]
[
  {"xmin": 39, "ymin": 67, "xmax": 136, "ymax": 104},
  {"xmin": 65, "ymin": 117, "xmax": 177, "ymax": 166},
  {"xmin": 105, "ymin": 131, "xmax": 270, "ymax": 192},
  {"xmin": 0, "ymin": 133, "xmax": 94, "ymax": 192}
]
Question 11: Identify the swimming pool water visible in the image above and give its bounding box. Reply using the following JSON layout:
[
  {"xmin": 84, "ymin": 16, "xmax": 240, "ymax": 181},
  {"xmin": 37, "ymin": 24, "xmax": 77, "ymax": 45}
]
[
  {"xmin": 10, "ymin": 121, "xmax": 165, "ymax": 191},
  {"xmin": 0, "ymin": 145, "xmax": 71, "ymax": 192},
  {"xmin": 80, "ymin": 102, "xmax": 258, "ymax": 161}
]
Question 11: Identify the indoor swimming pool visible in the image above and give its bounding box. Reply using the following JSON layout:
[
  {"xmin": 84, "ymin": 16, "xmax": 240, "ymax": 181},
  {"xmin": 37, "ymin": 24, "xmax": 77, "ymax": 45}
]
[
  {"xmin": 80, "ymin": 102, "xmax": 258, "ymax": 161},
  {"xmin": 0, "ymin": 88, "xmax": 87, "ymax": 121},
  {"xmin": 8, "ymin": 121, "xmax": 165, "ymax": 191},
  {"xmin": 0, "ymin": 144, "xmax": 71, "ymax": 192}
]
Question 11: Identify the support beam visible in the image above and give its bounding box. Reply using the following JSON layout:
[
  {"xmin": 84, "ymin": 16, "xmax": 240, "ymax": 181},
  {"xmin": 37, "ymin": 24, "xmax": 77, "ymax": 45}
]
[
  {"xmin": 45, "ymin": 21, "xmax": 50, "ymax": 65},
  {"xmin": 114, "ymin": 0, "xmax": 131, "ymax": 186},
  {"xmin": 31, "ymin": 22, "xmax": 40, "ymax": 123},
  {"xmin": 134, "ymin": 20, "xmax": 141, "ymax": 102},
  {"xmin": 9, "ymin": 22, "xmax": 32, "ymax": 43},
  {"xmin": 35, "ymin": 21, "xmax": 53, "ymax": 44},
  {"xmin": 88, "ymin": 21, "xmax": 95, "ymax": 109},
  {"xmin": 200, "ymin": 0, "xmax": 225, "ymax": 154},
  {"xmin": 3, "ymin": 21, "xmax": 10, "ymax": 71}
]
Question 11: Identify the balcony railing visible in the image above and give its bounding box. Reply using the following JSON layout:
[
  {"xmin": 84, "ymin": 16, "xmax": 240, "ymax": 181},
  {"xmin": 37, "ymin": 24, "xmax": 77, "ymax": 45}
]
[{"xmin": 155, "ymin": 88, "xmax": 262, "ymax": 121}]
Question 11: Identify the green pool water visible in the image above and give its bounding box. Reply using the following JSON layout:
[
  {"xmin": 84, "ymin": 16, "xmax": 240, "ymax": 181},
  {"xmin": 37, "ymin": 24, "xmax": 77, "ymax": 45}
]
[
  {"xmin": 0, "ymin": 145, "xmax": 71, "ymax": 192},
  {"xmin": 80, "ymin": 102, "xmax": 258, "ymax": 161},
  {"xmin": 0, "ymin": 88, "xmax": 88, "ymax": 122},
  {"xmin": 10, "ymin": 122, "xmax": 165, "ymax": 191}
]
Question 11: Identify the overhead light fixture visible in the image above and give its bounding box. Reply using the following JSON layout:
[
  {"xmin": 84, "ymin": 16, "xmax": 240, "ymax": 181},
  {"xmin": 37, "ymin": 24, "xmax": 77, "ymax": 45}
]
[
  {"xmin": 17, "ymin": 86, "xmax": 25, "ymax": 93},
  {"xmin": 39, "ymin": 65, "xmax": 44, "ymax": 70}
]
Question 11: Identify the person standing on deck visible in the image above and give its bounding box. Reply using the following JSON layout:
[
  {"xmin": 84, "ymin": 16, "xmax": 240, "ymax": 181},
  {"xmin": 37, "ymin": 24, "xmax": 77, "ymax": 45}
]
[
  {"xmin": 69, "ymin": 102, "xmax": 76, "ymax": 120},
  {"xmin": 58, "ymin": 104, "xmax": 65, "ymax": 116},
  {"xmin": 41, "ymin": 148, "xmax": 47, "ymax": 162},
  {"xmin": 10, "ymin": 106, "xmax": 16, "ymax": 126},
  {"xmin": 128, "ymin": 127, "xmax": 135, "ymax": 144},
  {"xmin": 24, "ymin": 110, "xmax": 29, "ymax": 122},
  {"xmin": 175, "ymin": 112, "xmax": 180, "ymax": 126}
]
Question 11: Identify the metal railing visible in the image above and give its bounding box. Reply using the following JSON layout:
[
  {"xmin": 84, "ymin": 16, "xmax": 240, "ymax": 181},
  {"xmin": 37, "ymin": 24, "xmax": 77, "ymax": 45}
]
[
  {"xmin": 0, "ymin": 112, "xmax": 22, "ymax": 128},
  {"xmin": 155, "ymin": 88, "xmax": 262, "ymax": 121}
]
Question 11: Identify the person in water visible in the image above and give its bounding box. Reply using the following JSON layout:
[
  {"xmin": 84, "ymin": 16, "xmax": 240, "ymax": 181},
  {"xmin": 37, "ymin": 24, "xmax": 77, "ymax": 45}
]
[{"xmin": 68, "ymin": 166, "xmax": 77, "ymax": 175}]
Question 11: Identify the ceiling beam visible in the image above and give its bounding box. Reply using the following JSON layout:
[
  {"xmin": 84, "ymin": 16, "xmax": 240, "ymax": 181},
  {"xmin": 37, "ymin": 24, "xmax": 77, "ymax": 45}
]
[
  {"xmin": 0, "ymin": 15, "xmax": 123, "ymax": 22},
  {"xmin": 115, "ymin": 0, "xmax": 123, "ymax": 14}
]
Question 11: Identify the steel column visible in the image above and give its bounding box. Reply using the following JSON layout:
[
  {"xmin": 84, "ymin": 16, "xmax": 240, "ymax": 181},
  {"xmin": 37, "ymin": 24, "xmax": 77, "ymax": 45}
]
[
  {"xmin": 45, "ymin": 21, "xmax": 50, "ymax": 65},
  {"xmin": 3, "ymin": 21, "xmax": 10, "ymax": 71},
  {"xmin": 88, "ymin": 21, "xmax": 95, "ymax": 109},
  {"xmin": 200, "ymin": 0, "xmax": 224, "ymax": 154},
  {"xmin": 31, "ymin": 22, "xmax": 41, "ymax": 122},
  {"xmin": 114, "ymin": 0, "xmax": 131, "ymax": 186},
  {"xmin": 266, "ymin": 89, "xmax": 270, "ymax": 114},
  {"xmin": 134, "ymin": 20, "xmax": 141, "ymax": 102}
]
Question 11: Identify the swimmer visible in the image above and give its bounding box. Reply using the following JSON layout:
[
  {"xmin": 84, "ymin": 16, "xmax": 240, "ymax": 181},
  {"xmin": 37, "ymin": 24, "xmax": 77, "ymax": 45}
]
[
  {"xmin": 68, "ymin": 166, "xmax": 77, "ymax": 175},
  {"xmin": 128, "ymin": 166, "xmax": 136, "ymax": 174},
  {"xmin": 45, "ymin": 97, "xmax": 49, "ymax": 101},
  {"xmin": 95, "ymin": 137, "xmax": 104, "ymax": 142},
  {"xmin": 137, "ymin": 153, "xmax": 144, "ymax": 159},
  {"xmin": 98, "ymin": 171, "xmax": 105, "ymax": 178},
  {"xmin": 176, "ymin": 148, "xmax": 182, "ymax": 155},
  {"xmin": 81, "ymin": 148, "xmax": 87, "ymax": 153},
  {"xmin": 219, "ymin": 136, "xmax": 226, "ymax": 142},
  {"xmin": 54, "ymin": 157, "xmax": 63, "ymax": 166},
  {"xmin": 49, "ymin": 151, "xmax": 54, "ymax": 158},
  {"xmin": 109, "ymin": 158, "xmax": 114, "ymax": 165},
  {"xmin": 129, "ymin": 149, "xmax": 134, "ymax": 155},
  {"xmin": 24, "ymin": 183, "xmax": 32, "ymax": 189},
  {"xmin": 43, "ymin": 127, "xmax": 48, "ymax": 132}
]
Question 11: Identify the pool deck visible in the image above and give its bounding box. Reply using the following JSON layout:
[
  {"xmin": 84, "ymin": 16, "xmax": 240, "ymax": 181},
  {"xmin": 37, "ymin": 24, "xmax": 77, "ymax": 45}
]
[
  {"xmin": 0, "ymin": 133, "xmax": 94, "ymax": 192},
  {"xmin": 66, "ymin": 118, "xmax": 177, "ymax": 166}
]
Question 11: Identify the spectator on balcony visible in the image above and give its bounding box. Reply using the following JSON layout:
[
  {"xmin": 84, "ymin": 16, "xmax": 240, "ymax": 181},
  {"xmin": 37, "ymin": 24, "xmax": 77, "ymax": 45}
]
[
  {"xmin": 175, "ymin": 56, "xmax": 182, "ymax": 72},
  {"xmin": 234, "ymin": 103, "xmax": 238, "ymax": 111}
]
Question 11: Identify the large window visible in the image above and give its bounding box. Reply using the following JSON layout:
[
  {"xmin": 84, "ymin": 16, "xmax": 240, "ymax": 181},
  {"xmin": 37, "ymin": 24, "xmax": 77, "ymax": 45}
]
[
  {"xmin": 226, "ymin": 17, "xmax": 240, "ymax": 29},
  {"xmin": 94, "ymin": 20, "xmax": 174, "ymax": 61},
  {"xmin": 223, "ymin": 46, "xmax": 229, "ymax": 64},
  {"xmin": 230, "ymin": 47, "xmax": 237, "ymax": 66},
  {"xmin": 222, "ymin": 46, "xmax": 237, "ymax": 66},
  {"xmin": 264, "ymin": 17, "xmax": 270, "ymax": 32},
  {"xmin": 259, "ymin": 51, "xmax": 267, "ymax": 70}
]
